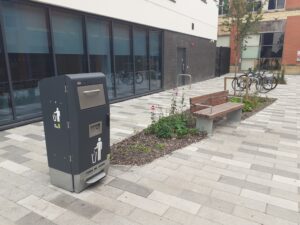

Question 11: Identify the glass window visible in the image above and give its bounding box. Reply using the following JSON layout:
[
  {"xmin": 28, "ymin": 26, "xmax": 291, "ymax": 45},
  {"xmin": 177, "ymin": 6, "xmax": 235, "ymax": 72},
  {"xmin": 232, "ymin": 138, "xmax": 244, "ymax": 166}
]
[
  {"xmin": 113, "ymin": 23, "xmax": 133, "ymax": 98},
  {"xmin": 241, "ymin": 59, "xmax": 259, "ymax": 71},
  {"xmin": 217, "ymin": 36, "xmax": 230, "ymax": 47},
  {"xmin": 268, "ymin": 0, "xmax": 285, "ymax": 9},
  {"xmin": 247, "ymin": 0, "xmax": 262, "ymax": 12},
  {"xmin": 260, "ymin": 45, "xmax": 283, "ymax": 58},
  {"xmin": 260, "ymin": 58, "xmax": 281, "ymax": 70},
  {"xmin": 149, "ymin": 31, "xmax": 161, "ymax": 90},
  {"xmin": 259, "ymin": 32, "xmax": 284, "ymax": 70},
  {"xmin": 243, "ymin": 35, "xmax": 260, "ymax": 46},
  {"xmin": 52, "ymin": 11, "xmax": 86, "ymax": 75},
  {"xmin": 0, "ymin": 27, "xmax": 13, "ymax": 124},
  {"xmin": 133, "ymin": 28, "xmax": 149, "ymax": 94},
  {"xmin": 261, "ymin": 33, "xmax": 284, "ymax": 46},
  {"xmin": 218, "ymin": 0, "xmax": 229, "ymax": 15},
  {"xmin": 86, "ymin": 18, "xmax": 113, "ymax": 99},
  {"xmin": 242, "ymin": 47, "xmax": 260, "ymax": 59},
  {"xmin": 1, "ymin": 2, "xmax": 53, "ymax": 119}
]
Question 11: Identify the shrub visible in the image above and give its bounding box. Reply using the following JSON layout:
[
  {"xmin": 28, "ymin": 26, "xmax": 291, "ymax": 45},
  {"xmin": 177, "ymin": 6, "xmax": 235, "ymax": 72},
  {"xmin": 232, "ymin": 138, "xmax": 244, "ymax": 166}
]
[
  {"xmin": 230, "ymin": 94, "xmax": 263, "ymax": 112},
  {"xmin": 146, "ymin": 113, "xmax": 197, "ymax": 138}
]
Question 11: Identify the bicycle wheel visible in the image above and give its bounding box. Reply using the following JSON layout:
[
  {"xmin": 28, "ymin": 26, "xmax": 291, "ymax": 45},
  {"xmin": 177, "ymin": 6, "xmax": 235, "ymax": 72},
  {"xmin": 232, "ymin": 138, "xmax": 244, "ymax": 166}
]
[
  {"xmin": 262, "ymin": 76, "xmax": 278, "ymax": 90},
  {"xmin": 135, "ymin": 72, "xmax": 143, "ymax": 84},
  {"xmin": 231, "ymin": 75, "xmax": 247, "ymax": 91},
  {"xmin": 255, "ymin": 76, "xmax": 270, "ymax": 93}
]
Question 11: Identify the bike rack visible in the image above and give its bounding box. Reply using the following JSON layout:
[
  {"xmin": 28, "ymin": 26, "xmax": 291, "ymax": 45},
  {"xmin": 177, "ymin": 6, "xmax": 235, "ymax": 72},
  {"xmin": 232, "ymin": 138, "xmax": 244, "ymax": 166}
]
[{"xmin": 177, "ymin": 74, "xmax": 192, "ymax": 89}]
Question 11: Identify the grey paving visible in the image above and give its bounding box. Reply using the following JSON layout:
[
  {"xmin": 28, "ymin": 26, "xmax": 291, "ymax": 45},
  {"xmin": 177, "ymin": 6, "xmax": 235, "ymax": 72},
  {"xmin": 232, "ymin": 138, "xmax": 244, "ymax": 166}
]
[
  {"xmin": 108, "ymin": 177, "xmax": 153, "ymax": 197},
  {"xmin": 0, "ymin": 74, "xmax": 300, "ymax": 225}
]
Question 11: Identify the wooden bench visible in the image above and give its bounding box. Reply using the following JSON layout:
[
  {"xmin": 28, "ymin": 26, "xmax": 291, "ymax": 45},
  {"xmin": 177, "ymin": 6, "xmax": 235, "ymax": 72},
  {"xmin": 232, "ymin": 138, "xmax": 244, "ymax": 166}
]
[{"xmin": 190, "ymin": 91, "xmax": 243, "ymax": 135}]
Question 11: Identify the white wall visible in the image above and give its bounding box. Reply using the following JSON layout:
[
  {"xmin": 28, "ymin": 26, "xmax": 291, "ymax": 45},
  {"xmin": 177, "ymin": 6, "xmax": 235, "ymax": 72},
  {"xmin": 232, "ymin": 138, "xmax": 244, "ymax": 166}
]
[{"xmin": 32, "ymin": 0, "xmax": 218, "ymax": 40}]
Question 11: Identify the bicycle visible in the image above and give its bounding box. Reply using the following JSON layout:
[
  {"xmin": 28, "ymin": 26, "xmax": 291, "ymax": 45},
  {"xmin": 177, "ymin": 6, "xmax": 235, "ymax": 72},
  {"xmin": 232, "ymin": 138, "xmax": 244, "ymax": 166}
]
[
  {"xmin": 232, "ymin": 70, "xmax": 278, "ymax": 93},
  {"xmin": 118, "ymin": 71, "xmax": 144, "ymax": 85}
]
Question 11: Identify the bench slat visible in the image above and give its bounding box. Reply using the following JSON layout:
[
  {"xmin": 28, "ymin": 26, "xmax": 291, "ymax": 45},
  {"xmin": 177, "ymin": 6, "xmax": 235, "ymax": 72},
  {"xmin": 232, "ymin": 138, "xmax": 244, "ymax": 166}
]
[{"xmin": 193, "ymin": 102, "xmax": 243, "ymax": 119}]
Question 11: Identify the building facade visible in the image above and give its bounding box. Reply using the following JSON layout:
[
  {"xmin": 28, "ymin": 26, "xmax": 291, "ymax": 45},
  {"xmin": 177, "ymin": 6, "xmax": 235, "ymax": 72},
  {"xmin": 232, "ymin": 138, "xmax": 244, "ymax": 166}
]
[
  {"xmin": 217, "ymin": 0, "xmax": 300, "ymax": 74},
  {"xmin": 0, "ymin": 0, "xmax": 218, "ymax": 129}
]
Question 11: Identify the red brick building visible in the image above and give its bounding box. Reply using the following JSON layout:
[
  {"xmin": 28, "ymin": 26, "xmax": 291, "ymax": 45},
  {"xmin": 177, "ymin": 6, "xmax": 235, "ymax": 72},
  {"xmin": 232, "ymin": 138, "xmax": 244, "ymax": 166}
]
[{"xmin": 217, "ymin": 0, "xmax": 300, "ymax": 74}]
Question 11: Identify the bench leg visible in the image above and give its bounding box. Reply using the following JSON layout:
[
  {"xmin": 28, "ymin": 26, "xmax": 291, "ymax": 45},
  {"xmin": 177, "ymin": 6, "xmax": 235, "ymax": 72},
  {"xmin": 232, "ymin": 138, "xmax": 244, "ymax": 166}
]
[
  {"xmin": 227, "ymin": 109, "xmax": 242, "ymax": 123},
  {"xmin": 196, "ymin": 117, "xmax": 213, "ymax": 136}
]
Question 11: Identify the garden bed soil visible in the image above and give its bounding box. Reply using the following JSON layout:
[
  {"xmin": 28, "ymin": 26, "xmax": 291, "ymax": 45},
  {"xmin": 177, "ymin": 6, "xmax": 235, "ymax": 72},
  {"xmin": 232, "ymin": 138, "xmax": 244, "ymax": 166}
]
[
  {"xmin": 110, "ymin": 131, "xmax": 205, "ymax": 165},
  {"xmin": 241, "ymin": 97, "xmax": 276, "ymax": 120},
  {"xmin": 110, "ymin": 97, "xmax": 277, "ymax": 166}
]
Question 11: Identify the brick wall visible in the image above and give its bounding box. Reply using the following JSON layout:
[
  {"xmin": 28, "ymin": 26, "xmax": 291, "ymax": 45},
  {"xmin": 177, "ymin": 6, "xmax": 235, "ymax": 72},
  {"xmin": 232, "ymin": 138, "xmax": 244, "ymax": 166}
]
[
  {"xmin": 282, "ymin": 15, "xmax": 300, "ymax": 65},
  {"xmin": 286, "ymin": 0, "xmax": 300, "ymax": 10}
]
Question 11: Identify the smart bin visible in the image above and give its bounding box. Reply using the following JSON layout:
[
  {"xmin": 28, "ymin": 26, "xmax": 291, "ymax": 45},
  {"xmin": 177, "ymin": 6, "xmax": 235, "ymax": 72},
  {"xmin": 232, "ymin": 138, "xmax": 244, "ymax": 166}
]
[{"xmin": 39, "ymin": 73, "xmax": 110, "ymax": 193}]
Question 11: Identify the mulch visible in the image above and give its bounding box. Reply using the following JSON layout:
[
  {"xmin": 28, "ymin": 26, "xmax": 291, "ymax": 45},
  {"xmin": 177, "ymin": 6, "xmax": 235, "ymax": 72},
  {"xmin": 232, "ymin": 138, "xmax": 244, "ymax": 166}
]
[{"xmin": 110, "ymin": 131, "xmax": 206, "ymax": 166}]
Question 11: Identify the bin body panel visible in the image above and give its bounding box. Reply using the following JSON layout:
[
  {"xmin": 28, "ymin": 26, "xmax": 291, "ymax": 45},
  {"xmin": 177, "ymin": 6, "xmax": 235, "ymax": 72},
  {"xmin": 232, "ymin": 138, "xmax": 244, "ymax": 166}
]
[
  {"xmin": 39, "ymin": 76, "xmax": 73, "ymax": 174},
  {"xmin": 65, "ymin": 74, "xmax": 110, "ymax": 175},
  {"xmin": 39, "ymin": 73, "xmax": 110, "ymax": 193}
]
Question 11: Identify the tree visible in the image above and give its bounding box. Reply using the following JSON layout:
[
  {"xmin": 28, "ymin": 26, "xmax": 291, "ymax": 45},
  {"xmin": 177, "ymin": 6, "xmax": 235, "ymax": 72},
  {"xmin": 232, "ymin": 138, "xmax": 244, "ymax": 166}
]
[{"xmin": 221, "ymin": 0, "xmax": 265, "ymax": 77}]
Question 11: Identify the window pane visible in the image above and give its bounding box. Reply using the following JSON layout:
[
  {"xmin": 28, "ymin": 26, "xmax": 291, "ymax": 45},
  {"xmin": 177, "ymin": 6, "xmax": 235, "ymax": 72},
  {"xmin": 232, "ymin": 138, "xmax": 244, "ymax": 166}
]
[
  {"xmin": 133, "ymin": 28, "xmax": 149, "ymax": 94},
  {"xmin": 113, "ymin": 23, "xmax": 133, "ymax": 98},
  {"xmin": 243, "ymin": 35, "xmax": 260, "ymax": 46},
  {"xmin": 1, "ymin": 2, "xmax": 53, "ymax": 119},
  {"xmin": 261, "ymin": 33, "xmax": 274, "ymax": 45},
  {"xmin": 260, "ymin": 45, "xmax": 283, "ymax": 58},
  {"xmin": 277, "ymin": 0, "xmax": 285, "ymax": 8},
  {"xmin": 52, "ymin": 11, "xmax": 86, "ymax": 75},
  {"xmin": 242, "ymin": 46, "xmax": 259, "ymax": 59},
  {"xmin": 273, "ymin": 33, "xmax": 284, "ymax": 45},
  {"xmin": 86, "ymin": 18, "xmax": 113, "ymax": 99},
  {"xmin": 149, "ymin": 31, "xmax": 161, "ymax": 90},
  {"xmin": 0, "ymin": 27, "xmax": 13, "ymax": 124},
  {"xmin": 268, "ymin": 0, "xmax": 275, "ymax": 9},
  {"xmin": 260, "ymin": 58, "xmax": 281, "ymax": 70},
  {"xmin": 217, "ymin": 36, "xmax": 230, "ymax": 47},
  {"xmin": 241, "ymin": 59, "xmax": 259, "ymax": 71}
]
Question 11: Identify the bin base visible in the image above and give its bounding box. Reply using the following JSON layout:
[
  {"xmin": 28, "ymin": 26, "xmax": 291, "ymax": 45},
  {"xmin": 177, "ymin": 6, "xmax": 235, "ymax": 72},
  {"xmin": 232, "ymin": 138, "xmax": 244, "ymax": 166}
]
[{"xmin": 49, "ymin": 159, "xmax": 110, "ymax": 193}]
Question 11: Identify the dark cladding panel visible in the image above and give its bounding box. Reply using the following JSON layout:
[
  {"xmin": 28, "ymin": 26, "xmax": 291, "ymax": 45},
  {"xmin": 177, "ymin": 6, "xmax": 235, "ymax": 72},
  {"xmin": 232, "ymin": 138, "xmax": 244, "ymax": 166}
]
[{"xmin": 163, "ymin": 30, "xmax": 216, "ymax": 89}]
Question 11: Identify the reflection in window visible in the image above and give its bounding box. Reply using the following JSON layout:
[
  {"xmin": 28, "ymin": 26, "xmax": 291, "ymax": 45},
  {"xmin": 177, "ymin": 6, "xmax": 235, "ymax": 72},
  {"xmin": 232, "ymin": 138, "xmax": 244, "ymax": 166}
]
[
  {"xmin": 259, "ymin": 32, "xmax": 284, "ymax": 70},
  {"xmin": 247, "ymin": 0, "xmax": 262, "ymax": 12},
  {"xmin": 133, "ymin": 28, "xmax": 149, "ymax": 94},
  {"xmin": 149, "ymin": 31, "xmax": 161, "ymax": 90},
  {"xmin": 261, "ymin": 33, "xmax": 284, "ymax": 46},
  {"xmin": 218, "ymin": 0, "xmax": 229, "ymax": 15},
  {"xmin": 52, "ymin": 11, "xmax": 86, "ymax": 75},
  {"xmin": 260, "ymin": 45, "xmax": 283, "ymax": 58},
  {"xmin": 268, "ymin": 0, "xmax": 285, "ymax": 10},
  {"xmin": 0, "ymin": 28, "xmax": 13, "ymax": 124},
  {"xmin": 260, "ymin": 58, "xmax": 281, "ymax": 70},
  {"xmin": 113, "ymin": 23, "xmax": 133, "ymax": 98},
  {"xmin": 1, "ymin": 2, "xmax": 53, "ymax": 119},
  {"xmin": 86, "ymin": 18, "xmax": 113, "ymax": 99}
]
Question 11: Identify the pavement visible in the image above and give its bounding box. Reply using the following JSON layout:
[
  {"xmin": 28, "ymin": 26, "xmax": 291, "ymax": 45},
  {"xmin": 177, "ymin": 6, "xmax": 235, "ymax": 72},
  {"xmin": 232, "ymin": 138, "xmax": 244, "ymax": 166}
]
[{"xmin": 0, "ymin": 74, "xmax": 300, "ymax": 225}]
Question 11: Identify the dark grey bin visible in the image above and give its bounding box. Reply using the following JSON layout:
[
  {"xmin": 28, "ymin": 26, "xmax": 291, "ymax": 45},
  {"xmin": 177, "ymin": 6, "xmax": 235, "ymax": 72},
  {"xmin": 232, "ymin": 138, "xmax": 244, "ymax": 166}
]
[{"xmin": 39, "ymin": 73, "xmax": 110, "ymax": 193}]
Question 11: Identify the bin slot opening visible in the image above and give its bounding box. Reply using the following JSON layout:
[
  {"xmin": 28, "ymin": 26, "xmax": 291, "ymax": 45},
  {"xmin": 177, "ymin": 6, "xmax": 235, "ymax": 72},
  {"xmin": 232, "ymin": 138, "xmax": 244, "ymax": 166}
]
[{"xmin": 83, "ymin": 89, "xmax": 100, "ymax": 95}]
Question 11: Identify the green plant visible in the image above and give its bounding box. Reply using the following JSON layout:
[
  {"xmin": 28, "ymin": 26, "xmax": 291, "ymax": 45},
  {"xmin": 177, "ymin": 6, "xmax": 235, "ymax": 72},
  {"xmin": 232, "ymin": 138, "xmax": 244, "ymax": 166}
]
[
  {"xmin": 129, "ymin": 144, "xmax": 151, "ymax": 153},
  {"xmin": 146, "ymin": 113, "xmax": 197, "ymax": 139},
  {"xmin": 154, "ymin": 143, "xmax": 165, "ymax": 150},
  {"xmin": 170, "ymin": 89, "xmax": 178, "ymax": 115},
  {"xmin": 230, "ymin": 94, "xmax": 263, "ymax": 112}
]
